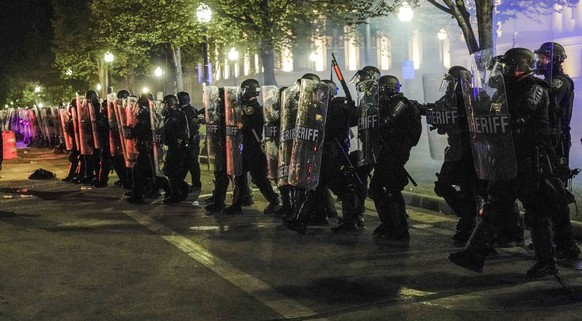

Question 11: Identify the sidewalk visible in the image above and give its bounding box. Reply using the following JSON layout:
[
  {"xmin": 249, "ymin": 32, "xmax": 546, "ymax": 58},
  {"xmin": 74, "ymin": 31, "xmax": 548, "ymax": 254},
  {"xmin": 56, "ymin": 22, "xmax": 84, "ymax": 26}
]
[{"xmin": 403, "ymin": 190, "xmax": 582, "ymax": 240}]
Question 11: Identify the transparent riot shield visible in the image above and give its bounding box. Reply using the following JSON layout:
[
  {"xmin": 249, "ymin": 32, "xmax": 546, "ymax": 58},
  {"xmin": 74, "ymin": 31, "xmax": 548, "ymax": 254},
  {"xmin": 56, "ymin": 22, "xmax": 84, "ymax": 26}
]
[
  {"xmin": 461, "ymin": 58, "xmax": 516, "ymax": 181},
  {"xmin": 277, "ymin": 85, "xmax": 300, "ymax": 187},
  {"xmin": 262, "ymin": 85, "xmax": 280, "ymax": 180},
  {"xmin": 224, "ymin": 86, "xmax": 243, "ymax": 177},
  {"xmin": 106, "ymin": 93, "xmax": 123, "ymax": 157},
  {"xmin": 116, "ymin": 97, "xmax": 138, "ymax": 168},
  {"xmin": 204, "ymin": 85, "xmax": 225, "ymax": 172},
  {"xmin": 87, "ymin": 98, "xmax": 101, "ymax": 150},
  {"xmin": 424, "ymin": 73, "xmax": 463, "ymax": 161},
  {"xmin": 356, "ymin": 78, "xmax": 379, "ymax": 166},
  {"xmin": 59, "ymin": 108, "xmax": 73, "ymax": 151},
  {"xmin": 288, "ymin": 79, "xmax": 329, "ymax": 191},
  {"xmin": 76, "ymin": 95, "xmax": 92, "ymax": 155},
  {"xmin": 147, "ymin": 99, "xmax": 164, "ymax": 177}
]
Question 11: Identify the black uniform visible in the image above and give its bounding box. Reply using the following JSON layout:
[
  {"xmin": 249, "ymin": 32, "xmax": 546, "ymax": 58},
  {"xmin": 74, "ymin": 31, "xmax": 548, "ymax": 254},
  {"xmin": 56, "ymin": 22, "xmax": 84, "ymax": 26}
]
[
  {"xmin": 432, "ymin": 88, "xmax": 486, "ymax": 244},
  {"xmin": 181, "ymin": 103, "xmax": 203, "ymax": 192},
  {"xmin": 369, "ymin": 92, "xmax": 421, "ymax": 241},
  {"xmin": 163, "ymin": 104, "xmax": 191, "ymax": 203},
  {"xmin": 94, "ymin": 101, "xmax": 111, "ymax": 187},
  {"xmin": 62, "ymin": 104, "xmax": 80, "ymax": 182},
  {"xmin": 450, "ymin": 53, "xmax": 564, "ymax": 277},
  {"xmin": 222, "ymin": 97, "xmax": 279, "ymax": 214},
  {"xmin": 205, "ymin": 88, "xmax": 230, "ymax": 213}
]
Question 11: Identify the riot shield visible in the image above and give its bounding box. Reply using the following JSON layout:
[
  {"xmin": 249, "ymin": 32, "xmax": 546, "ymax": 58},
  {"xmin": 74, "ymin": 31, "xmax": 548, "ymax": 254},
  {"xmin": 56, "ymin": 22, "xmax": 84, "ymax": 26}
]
[
  {"xmin": 288, "ymin": 79, "xmax": 329, "ymax": 191},
  {"xmin": 116, "ymin": 97, "xmax": 138, "ymax": 168},
  {"xmin": 224, "ymin": 86, "xmax": 243, "ymax": 177},
  {"xmin": 356, "ymin": 78, "xmax": 379, "ymax": 166},
  {"xmin": 461, "ymin": 57, "xmax": 516, "ymax": 181},
  {"xmin": 204, "ymin": 85, "xmax": 225, "ymax": 172},
  {"xmin": 76, "ymin": 95, "xmax": 92, "ymax": 155},
  {"xmin": 277, "ymin": 85, "xmax": 300, "ymax": 187},
  {"xmin": 424, "ymin": 73, "xmax": 462, "ymax": 161},
  {"xmin": 262, "ymin": 85, "xmax": 279, "ymax": 180},
  {"xmin": 147, "ymin": 99, "xmax": 165, "ymax": 177},
  {"xmin": 59, "ymin": 108, "xmax": 73, "ymax": 151},
  {"xmin": 87, "ymin": 98, "xmax": 101, "ymax": 150},
  {"xmin": 106, "ymin": 93, "xmax": 122, "ymax": 157}
]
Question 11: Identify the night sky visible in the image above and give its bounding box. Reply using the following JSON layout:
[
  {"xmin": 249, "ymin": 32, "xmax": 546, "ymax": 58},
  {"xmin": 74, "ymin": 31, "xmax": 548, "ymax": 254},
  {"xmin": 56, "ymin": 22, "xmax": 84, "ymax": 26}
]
[{"xmin": 0, "ymin": 0, "xmax": 54, "ymax": 102}]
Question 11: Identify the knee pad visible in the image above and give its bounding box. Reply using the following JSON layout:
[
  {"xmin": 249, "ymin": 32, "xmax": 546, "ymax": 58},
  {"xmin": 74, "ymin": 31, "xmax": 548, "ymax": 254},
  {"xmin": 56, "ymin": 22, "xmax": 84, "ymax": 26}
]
[{"xmin": 478, "ymin": 202, "xmax": 496, "ymax": 223}]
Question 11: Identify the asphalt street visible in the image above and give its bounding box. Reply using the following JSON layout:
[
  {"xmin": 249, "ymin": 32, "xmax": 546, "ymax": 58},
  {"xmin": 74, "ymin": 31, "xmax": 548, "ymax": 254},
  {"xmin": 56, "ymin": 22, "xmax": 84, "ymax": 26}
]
[{"xmin": 1, "ymin": 148, "xmax": 582, "ymax": 321}]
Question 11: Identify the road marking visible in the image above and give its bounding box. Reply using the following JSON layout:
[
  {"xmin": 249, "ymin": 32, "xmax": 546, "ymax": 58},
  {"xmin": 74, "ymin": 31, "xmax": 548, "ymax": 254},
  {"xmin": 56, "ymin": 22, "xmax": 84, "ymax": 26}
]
[{"xmin": 124, "ymin": 210, "xmax": 327, "ymax": 320}]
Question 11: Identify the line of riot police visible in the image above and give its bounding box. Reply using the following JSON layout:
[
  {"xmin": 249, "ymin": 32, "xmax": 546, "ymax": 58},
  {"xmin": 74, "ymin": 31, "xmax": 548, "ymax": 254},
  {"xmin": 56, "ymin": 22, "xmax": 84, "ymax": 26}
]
[{"xmin": 52, "ymin": 42, "xmax": 580, "ymax": 280}]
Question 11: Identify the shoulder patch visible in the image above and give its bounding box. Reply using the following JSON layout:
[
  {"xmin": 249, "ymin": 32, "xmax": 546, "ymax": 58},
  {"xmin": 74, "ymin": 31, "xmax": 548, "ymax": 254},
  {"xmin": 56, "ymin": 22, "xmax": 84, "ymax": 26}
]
[
  {"xmin": 552, "ymin": 78, "xmax": 564, "ymax": 90},
  {"xmin": 243, "ymin": 105, "xmax": 254, "ymax": 115}
]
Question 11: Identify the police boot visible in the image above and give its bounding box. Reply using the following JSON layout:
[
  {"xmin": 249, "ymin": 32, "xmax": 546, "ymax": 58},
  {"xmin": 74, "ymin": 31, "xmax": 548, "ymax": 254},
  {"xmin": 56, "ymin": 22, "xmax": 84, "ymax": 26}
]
[
  {"xmin": 448, "ymin": 215, "xmax": 495, "ymax": 273},
  {"xmin": 495, "ymin": 202, "xmax": 524, "ymax": 247},
  {"xmin": 382, "ymin": 199, "xmax": 409, "ymax": 241},
  {"xmin": 222, "ymin": 185, "xmax": 243, "ymax": 215},
  {"xmin": 283, "ymin": 197, "xmax": 312, "ymax": 235},
  {"xmin": 372, "ymin": 197, "xmax": 392, "ymax": 237},
  {"xmin": 452, "ymin": 214, "xmax": 476, "ymax": 245},
  {"xmin": 331, "ymin": 194, "xmax": 359, "ymax": 234},
  {"xmin": 276, "ymin": 186, "xmax": 294, "ymax": 216},
  {"xmin": 61, "ymin": 163, "xmax": 78, "ymax": 182},
  {"xmin": 527, "ymin": 215, "xmax": 558, "ymax": 278}
]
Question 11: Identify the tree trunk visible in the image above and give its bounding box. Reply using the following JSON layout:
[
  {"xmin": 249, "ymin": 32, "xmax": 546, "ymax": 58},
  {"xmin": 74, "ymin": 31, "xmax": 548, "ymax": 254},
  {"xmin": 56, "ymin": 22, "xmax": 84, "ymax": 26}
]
[
  {"xmin": 259, "ymin": 41, "xmax": 277, "ymax": 86},
  {"xmin": 476, "ymin": 0, "xmax": 494, "ymax": 51},
  {"xmin": 171, "ymin": 46, "xmax": 184, "ymax": 92},
  {"xmin": 443, "ymin": 0, "xmax": 480, "ymax": 54}
]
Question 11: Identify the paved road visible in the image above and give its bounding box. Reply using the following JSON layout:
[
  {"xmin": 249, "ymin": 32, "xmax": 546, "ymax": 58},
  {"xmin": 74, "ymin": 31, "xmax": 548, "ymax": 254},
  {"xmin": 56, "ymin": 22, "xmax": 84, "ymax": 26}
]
[{"xmin": 1, "ymin": 148, "xmax": 582, "ymax": 321}]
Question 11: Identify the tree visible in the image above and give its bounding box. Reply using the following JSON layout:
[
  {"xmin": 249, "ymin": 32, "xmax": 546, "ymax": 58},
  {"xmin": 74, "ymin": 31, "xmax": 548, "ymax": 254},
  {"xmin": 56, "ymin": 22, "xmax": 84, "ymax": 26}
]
[
  {"xmin": 419, "ymin": 0, "xmax": 578, "ymax": 57},
  {"xmin": 206, "ymin": 0, "xmax": 396, "ymax": 85}
]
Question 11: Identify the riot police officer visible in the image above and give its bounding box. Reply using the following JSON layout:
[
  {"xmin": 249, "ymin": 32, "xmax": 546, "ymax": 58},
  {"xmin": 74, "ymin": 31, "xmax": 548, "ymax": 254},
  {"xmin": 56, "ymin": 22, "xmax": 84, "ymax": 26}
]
[
  {"xmin": 450, "ymin": 48, "xmax": 563, "ymax": 277},
  {"xmin": 72, "ymin": 90, "xmax": 100, "ymax": 185},
  {"xmin": 112, "ymin": 90, "xmax": 131, "ymax": 189},
  {"xmin": 283, "ymin": 79, "xmax": 359, "ymax": 234},
  {"xmin": 534, "ymin": 42, "xmax": 580, "ymax": 261},
  {"xmin": 204, "ymin": 87, "xmax": 231, "ymax": 213},
  {"xmin": 177, "ymin": 91, "xmax": 203, "ymax": 194},
  {"xmin": 369, "ymin": 75, "xmax": 422, "ymax": 241},
  {"xmin": 124, "ymin": 96, "xmax": 153, "ymax": 203},
  {"xmin": 431, "ymin": 66, "xmax": 485, "ymax": 244},
  {"xmin": 62, "ymin": 99, "xmax": 80, "ymax": 182},
  {"xmin": 535, "ymin": 42, "xmax": 574, "ymax": 165},
  {"xmin": 94, "ymin": 100, "xmax": 111, "ymax": 187},
  {"xmin": 222, "ymin": 79, "xmax": 280, "ymax": 215},
  {"xmin": 162, "ymin": 94, "xmax": 191, "ymax": 204}
]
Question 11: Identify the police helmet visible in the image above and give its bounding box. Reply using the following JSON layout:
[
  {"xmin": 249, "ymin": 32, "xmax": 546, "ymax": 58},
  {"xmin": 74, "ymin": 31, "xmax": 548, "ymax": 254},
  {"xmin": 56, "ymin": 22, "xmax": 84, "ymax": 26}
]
[
  {"xmin": 85, "ymin": 90, "xmax": 99, "ymax": 103},
  {"xmin": 378, "ymin": 75, "xmax": 401, "ymax": 96},
  {"xmin": 502, "ymin": 48, "xmax": 535, "ymax": 75},
  {"xmin": 240, "ymin": 78, "xmax": 261, "ymax": 98},
  {"xmin": 177, "ymin": 91, "xmax": 190, "ymax": 106},
  {"xmin": 141, "ymin": 92, "xmax": 154, "ymax": 101},
  {"xmin": 442, "ymin": 66, "xmax": 470, "ymax": 92},
  {"xmin": 322, "ymin": 80, "xmax": 338, "ymax": 98},
  {"xmin": 353, "ymin": 66, "xmax": 381, "ymax": 92},
  {"xmin": 300, "ymin": 73, "xmax": 321, "ymax": 82},
  {"xmin": 117, "ymin": 89, "xmax": 131, "ymax": 99},
  {"xmin": 163, "ymin": 94, "xmax": 178, "ymax": 108},
  {"xmin": 535, "ymin": 42, "xmax": 567, "ymax": 64}
]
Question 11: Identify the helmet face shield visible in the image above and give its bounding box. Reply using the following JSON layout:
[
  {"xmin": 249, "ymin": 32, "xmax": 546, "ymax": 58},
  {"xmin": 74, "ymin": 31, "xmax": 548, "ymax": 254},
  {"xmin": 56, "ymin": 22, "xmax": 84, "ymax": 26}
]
[{"xmin": 439, "ymin": 73, "xmax": 456, "ymax": 93}]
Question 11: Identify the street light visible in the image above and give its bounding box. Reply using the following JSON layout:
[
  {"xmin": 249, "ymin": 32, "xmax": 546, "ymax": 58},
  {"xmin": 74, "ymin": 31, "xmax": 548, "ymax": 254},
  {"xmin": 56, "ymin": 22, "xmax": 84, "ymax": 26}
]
[
  {"xmin": 228, "ymin": 48, "xmax": 239, "ymax": 85},
  {"xmin": 196, "ymin": 3, "xmax": 212, "ymax": 85},
  {"xmin": 34, "ymin": 85, "xmax": 41, "ymax": 106},
  {"xmin": 154, "ymin": 66, "xmax": 165, "ymax": 96},
  {"xmin": 437, "ymin": 29, "xmax": 447, "ymax": 40},
  {"xmin": 398, "ymin": 2, "xmax": 414, "ymax": 22},
  {"xmin": 104, "ymin": 51, "xmax": 115, "ymax": 94}
]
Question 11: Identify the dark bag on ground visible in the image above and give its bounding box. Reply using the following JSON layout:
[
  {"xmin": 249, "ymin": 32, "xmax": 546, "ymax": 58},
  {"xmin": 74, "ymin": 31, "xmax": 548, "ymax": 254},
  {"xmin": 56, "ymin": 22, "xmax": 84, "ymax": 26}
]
[{"xmin": 28, "ymin": 168, "xmax": 57, "ymax": 180}]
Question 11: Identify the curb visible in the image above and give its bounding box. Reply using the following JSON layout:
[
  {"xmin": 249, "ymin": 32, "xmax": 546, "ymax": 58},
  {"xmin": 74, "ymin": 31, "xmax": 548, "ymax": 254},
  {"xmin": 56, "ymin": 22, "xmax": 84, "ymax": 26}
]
[{"xmin": 403, "ymin": 191, "xmax": 582, "ymax": 240}]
